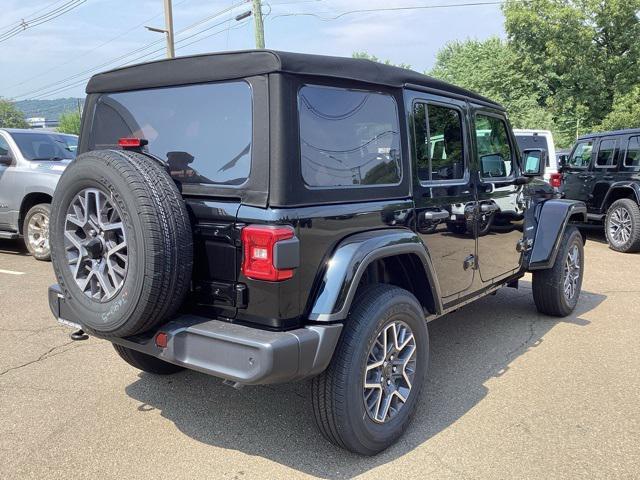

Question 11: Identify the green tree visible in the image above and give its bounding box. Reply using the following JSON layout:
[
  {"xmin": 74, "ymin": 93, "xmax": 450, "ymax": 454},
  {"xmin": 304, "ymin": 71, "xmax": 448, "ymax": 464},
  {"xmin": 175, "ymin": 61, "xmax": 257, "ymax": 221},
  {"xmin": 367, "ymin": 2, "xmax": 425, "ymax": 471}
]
[
  {"xmin": 352, "ymin": 52, "xmax": 412, "ymax": 70},
  {"xmin": 503, "ymin": 0, "xmax": 640, "ymax": 145},
  {"xmin": 429, "ymin": 37, "xmax": 554, "ymax": 131},
  {"xmin": 57, "ymin": 110, "xmax": 81, "ymax": 135},
  {"xmin": 0, "ymin": 98, "xmax": 28, "ymax": 128},
  {"xmin": 598, "ymin": 85, "xmax": 640, "ymax": 131}
]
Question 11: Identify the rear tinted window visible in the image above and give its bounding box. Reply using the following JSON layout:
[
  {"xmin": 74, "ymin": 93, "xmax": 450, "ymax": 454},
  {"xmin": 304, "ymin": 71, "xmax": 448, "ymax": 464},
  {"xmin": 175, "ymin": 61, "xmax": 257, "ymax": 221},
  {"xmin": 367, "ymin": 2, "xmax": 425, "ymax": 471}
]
[
  {"xmin": 90, "ymin": 81, "xmax": 252, "ymax": 185},
  {"xmin": 515, "ymin": 134, "xmax": 550, "ymax": 167},
  {"xmin": 413, "ymin": 103, "xmax": 465, "ymax": 182},
  {"xmin": 298, "ymin": 85, "xmax": 401, "ymax": 187},
  {"xmin": 596, "ymin": 139, "xmax": 618, "ymax": 167},
  {"xmin": 624, "ymin": 136, "xmax": 640, "ymax": 169}
]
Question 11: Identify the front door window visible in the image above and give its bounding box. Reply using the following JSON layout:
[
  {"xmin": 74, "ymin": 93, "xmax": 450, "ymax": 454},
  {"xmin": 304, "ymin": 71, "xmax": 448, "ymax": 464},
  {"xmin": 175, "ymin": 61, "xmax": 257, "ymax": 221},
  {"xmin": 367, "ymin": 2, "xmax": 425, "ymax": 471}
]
[{"xmin": 568, "ymin": 141, "xmax": 594, "ymax": 169}]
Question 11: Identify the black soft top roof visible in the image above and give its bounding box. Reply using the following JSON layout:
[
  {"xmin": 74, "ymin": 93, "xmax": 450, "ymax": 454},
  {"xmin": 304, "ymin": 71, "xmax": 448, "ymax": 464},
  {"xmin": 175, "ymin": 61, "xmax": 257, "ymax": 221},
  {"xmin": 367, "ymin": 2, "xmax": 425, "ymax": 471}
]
[{"xmin": 86, "ymin": 49, "xmax": 502, "ymax": 108}]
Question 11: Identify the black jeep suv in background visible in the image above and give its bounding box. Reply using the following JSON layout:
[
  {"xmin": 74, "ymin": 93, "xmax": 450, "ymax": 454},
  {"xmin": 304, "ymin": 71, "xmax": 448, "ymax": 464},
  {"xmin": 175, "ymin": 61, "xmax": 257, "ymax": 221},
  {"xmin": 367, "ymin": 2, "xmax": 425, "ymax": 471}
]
[
  {"xmin": 48, "ymin": 50, "xmax": 587, "ymax": 455},
  {"xmin": 560, "ymin": 128, "xmax": 640, "ymax": 253}
]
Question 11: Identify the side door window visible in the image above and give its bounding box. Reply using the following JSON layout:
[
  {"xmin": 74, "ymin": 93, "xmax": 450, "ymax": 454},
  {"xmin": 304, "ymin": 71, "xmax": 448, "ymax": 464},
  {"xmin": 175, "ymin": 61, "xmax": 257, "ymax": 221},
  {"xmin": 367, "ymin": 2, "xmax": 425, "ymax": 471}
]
[
  {"xmin": 595, "ymin": 138, "xmax": 618, "ymax": 169},
  {"xmin": 414, "ymin": 103, "xmax": 465, "ymax": 183},
  {"xmin": 624, "ymin": 136, "xmax": 640, "ymax": 170},
  {"xmin": 475, "ymin": 114, "xmax": 514, "ymax": 180},
  {"xmin": 568, "ymin": 140, "xmax": 593, "ymax": 169}
]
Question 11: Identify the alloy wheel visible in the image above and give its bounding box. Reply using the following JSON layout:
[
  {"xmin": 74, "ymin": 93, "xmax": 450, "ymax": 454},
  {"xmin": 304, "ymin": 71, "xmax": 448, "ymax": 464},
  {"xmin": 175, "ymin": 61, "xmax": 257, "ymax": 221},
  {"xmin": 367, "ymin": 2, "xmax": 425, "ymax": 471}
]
[
  {"xmin": 608, "ymin": 207, "xmax": 632, "ymax": 246},
  {"xmin": 27, "ymin": 212, "xmax": 49, "ymax": 256},
  {"xmin": 563, "ymin": 244, "xmax": 581, "ymax": 302},
  {"xmin": 363, "ymin": 321, "xmax": 417, "ymax": 423},
  {"xmin": 63, "ymin": 188, "xmax": 128, "ymax": 302}
]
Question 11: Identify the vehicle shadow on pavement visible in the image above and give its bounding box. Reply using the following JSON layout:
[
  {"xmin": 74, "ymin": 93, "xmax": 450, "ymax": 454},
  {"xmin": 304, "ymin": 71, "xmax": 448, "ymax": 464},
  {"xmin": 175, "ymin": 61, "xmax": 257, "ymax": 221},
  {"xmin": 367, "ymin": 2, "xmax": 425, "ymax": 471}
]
[
  {"xmin": 0, "ymin": 239, "xmax": 29, "ymax": 256},
  {"xmin": 125, "ymin": 282, "xmax": 605, "ymax": 479}
]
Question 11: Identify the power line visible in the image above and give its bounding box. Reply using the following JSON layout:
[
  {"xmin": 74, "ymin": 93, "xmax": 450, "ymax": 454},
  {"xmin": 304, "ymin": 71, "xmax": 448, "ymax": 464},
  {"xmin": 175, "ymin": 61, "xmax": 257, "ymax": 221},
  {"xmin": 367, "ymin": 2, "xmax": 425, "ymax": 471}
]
[
  {"xmin": 0, "ymin": 0, "xmax": 70, "ymax": 31},
  {"xmin": 0, "ymin": 0, "xmax": 87, "ymax": 44},
  {"xmin": 12, "ymin": 0, "xmax": 249, "ymax": 100},
  {"xmin": 2, "ymin": 0, "xmax": 192, "ymax": 94},
  {"xmin": 270, "ymin": 1, "xmax": 508, "ymax": 21}
]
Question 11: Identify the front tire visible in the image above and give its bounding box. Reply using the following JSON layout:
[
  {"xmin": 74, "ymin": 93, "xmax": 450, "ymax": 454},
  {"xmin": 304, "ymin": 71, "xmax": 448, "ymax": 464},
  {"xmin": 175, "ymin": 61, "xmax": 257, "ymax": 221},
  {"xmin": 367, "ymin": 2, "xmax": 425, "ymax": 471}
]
[
  {"xmin": 311, "ymin": 284, "xmax": 428, "ymax": 455},
  {"xmin": 23, "ymin": 203, "xmax": 51, "ymax": 261},
  {"xmin": 604, "ymin": 199, "xmax": 640, "ymax": 253},
  {"xmin": 532, "ymin": 226, "xmax": 584, "ymax": 317},
  {"xmin": 113, "ymin": 344, "xmax": 184, "ymax": 375}
]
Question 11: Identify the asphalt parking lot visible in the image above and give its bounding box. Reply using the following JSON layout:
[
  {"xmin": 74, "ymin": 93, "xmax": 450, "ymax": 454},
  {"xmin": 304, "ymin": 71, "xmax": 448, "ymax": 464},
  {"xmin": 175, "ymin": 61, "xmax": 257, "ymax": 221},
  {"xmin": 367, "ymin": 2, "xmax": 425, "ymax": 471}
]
[{"xmin": 1, "ymin": 230, "xmax": 639, "ymax": 480}]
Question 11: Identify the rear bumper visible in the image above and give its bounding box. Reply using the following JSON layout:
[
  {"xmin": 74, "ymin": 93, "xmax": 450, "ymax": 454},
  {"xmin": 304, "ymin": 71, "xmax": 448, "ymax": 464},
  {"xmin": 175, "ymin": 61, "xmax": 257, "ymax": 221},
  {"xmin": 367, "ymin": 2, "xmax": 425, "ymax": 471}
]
[{"xmin": 48, "ymin": 285, "xmax": 342, "ymax": 385}]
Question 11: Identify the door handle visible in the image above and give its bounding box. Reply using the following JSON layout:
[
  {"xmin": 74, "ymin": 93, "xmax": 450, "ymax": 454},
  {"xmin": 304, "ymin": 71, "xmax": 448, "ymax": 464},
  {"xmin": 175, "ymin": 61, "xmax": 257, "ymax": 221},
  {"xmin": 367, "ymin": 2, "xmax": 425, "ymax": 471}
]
[
  {"xmin": 424, "ymin": 210, "xmax": 450, "ymax": 221},
  {"xmin": 480, "ymin": 204, "xmax": 499, "ymax": 213}
]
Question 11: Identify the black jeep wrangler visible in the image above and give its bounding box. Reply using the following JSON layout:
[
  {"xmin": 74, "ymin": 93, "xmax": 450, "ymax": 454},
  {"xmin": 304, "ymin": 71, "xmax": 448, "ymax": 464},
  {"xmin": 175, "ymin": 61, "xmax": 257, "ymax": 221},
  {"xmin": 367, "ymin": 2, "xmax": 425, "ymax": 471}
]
[
  {"xmin": 559, "ymin": 128, "xmax": 640, "ymax": 253},
  {"xmin": 48, "ymin": 50, "xmax": 587, "ymax": 455}
]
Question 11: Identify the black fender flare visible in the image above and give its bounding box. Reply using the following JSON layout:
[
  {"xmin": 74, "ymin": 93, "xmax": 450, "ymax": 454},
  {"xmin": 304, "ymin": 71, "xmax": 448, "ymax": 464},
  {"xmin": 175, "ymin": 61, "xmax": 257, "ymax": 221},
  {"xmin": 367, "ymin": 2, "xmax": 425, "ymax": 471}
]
[
  {"xmin": 308, "ymin": 229, "xmax": 443, "ymax": 322},
  {"xmin": 601, "ymin": 182, "xmax": 640, "ymax": 211},
  {"xmin": 527, "ymin": 199, "xmax": 587, "ymax": 271}
]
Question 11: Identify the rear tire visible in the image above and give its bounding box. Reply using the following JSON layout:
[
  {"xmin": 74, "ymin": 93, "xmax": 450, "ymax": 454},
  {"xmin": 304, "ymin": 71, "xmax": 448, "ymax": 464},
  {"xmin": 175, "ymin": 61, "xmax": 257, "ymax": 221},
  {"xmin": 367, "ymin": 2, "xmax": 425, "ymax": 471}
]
[
  {"xmin": 311, "ymin": 284, "xmax": 428, "ymax": 455},
  {"xmin": 604, "ymin": 198, "xmax": 640, "ymax": 253},
  {"xmin": 532, "ymin": 226, "xmax": 584, "ymax": 317},
  {"xmin": 23, "ymin": 203, "xmax": 51, "ymax": 261},
  {"xmin": 113, "ymin": 344, "xmax": 184, "ymax": 375}
]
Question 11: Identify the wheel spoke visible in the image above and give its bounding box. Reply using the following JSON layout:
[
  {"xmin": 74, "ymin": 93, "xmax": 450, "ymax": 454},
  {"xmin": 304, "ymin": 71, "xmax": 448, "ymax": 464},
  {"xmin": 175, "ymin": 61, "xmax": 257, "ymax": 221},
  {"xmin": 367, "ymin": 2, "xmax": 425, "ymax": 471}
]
[
  {"xmin": 64, "ymin": 188, "xmax": 128, "ymax": 303},
  {"xmin": 363, "ymin": 320, "xmax": 417, "ymax": 424}
]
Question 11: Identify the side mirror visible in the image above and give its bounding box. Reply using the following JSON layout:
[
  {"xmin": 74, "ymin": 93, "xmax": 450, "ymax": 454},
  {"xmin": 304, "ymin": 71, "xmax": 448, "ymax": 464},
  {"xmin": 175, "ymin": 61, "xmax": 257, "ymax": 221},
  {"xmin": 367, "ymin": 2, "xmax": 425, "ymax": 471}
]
[
  {"xmin": 557, "ymin": 154, "xmax": 569, "ymax": 172},
  {"xmin": 522, "ymin": 148, "xmax": 546, "ymax": 177},
  {"xmin": 0, "ymin": 154, "xmax": 13, "ymax": 166}
]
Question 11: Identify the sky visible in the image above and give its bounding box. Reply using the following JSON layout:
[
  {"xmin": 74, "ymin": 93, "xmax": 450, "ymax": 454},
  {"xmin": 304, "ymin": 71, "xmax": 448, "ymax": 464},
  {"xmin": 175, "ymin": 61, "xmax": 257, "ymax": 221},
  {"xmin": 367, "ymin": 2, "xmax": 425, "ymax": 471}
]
[{"xmin": 0, "ymin": 0, "xmax": 506, "ymax": 101}]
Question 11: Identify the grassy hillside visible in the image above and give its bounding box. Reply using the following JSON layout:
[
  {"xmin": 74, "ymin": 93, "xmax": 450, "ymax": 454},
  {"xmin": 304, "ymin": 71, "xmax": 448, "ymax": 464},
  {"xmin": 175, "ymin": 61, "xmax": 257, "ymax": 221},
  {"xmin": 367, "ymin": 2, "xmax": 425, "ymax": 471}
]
[{"xmin": 15, "ymin": 98, "xmax": 83, "ymax": 120}]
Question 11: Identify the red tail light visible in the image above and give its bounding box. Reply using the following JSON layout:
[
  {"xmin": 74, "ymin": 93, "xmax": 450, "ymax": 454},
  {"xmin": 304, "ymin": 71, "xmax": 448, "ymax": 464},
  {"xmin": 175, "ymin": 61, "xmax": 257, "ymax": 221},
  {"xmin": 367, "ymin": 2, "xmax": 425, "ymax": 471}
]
[
  {"xmin": 550, "ymin": 172, "xmax": 562, "ymax": 188},
  {"xmin": 241, "ymin": 225, "xmax": 295, "ymax": 281},
  {"xmin": 118, "ymin": 137, "xmax": 148, "ymax": 149}
]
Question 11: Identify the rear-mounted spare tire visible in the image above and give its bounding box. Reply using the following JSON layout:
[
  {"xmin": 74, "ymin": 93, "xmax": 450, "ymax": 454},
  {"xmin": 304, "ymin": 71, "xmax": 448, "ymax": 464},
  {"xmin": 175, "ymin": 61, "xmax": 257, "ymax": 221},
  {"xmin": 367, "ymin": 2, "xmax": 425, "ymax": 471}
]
[{"xmin": 50, "ymin": 150, "xmax": 193, "ymax": 338}]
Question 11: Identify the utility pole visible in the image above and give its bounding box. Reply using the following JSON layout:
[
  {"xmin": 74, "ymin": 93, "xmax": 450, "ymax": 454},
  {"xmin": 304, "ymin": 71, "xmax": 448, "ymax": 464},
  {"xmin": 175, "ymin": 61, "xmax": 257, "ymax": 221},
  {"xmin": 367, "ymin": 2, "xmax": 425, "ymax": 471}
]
[
  {"xmin": 252, "ymin": 0, "xmax": 265, "ymax": 48},
  {"xmin": 164, "ymin": 0, "xmax": 175, "ymax": 58}
]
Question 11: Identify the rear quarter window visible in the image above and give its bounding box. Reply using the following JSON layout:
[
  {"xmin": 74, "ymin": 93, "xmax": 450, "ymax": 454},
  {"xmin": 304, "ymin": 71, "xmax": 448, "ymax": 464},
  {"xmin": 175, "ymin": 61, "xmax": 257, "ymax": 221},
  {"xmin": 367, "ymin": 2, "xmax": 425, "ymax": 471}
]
[
  {"xmin": 624, "ymin": 136, "xmax": 640, "ymax": 169},
  {"xmin": 298, "ymin": 85, "xmax": 401, "ymax": 188},
  {"xmin": 90, "ymin": 81, "xmax": 252, "ymax": 186}
]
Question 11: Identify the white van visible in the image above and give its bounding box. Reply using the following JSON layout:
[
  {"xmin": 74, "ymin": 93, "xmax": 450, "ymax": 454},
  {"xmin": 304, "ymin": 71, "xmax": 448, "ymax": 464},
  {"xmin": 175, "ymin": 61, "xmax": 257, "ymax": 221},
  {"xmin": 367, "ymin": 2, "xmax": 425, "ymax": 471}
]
[{"xmin": 513, "ymin": 129, "xmax": 557, "ymax": 181}]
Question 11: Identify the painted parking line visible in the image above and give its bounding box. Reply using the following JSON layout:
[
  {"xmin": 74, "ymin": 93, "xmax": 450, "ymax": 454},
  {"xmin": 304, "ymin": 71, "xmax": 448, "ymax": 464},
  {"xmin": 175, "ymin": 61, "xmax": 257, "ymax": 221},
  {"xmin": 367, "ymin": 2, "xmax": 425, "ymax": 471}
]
[{"xmin": 0, "ymin": 269, "xmax": 25, "ymax": 275}]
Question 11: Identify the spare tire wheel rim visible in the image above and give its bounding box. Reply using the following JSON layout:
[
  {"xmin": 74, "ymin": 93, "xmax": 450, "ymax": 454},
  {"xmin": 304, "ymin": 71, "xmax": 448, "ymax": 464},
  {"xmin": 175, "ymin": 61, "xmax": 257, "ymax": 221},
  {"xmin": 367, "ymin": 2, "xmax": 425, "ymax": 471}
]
[
  {"xmin": 63, "ymin": 188, "xmax": 128, "ymax": 302},
  {"xmin": 363, "ymin": 320, "xmax": 417, "ymax": 424}
]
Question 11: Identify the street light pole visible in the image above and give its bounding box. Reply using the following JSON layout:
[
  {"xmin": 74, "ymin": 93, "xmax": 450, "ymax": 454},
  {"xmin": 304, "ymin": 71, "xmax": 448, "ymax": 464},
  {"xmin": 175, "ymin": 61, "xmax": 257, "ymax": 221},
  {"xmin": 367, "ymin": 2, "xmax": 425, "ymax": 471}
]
[
  {"xmin": 252, "ymin": 0, "xmax": 265, "ymax": 48},
  {"xmin": 164, "ymin": 0, "xmax": 175, "ymax": 58}
]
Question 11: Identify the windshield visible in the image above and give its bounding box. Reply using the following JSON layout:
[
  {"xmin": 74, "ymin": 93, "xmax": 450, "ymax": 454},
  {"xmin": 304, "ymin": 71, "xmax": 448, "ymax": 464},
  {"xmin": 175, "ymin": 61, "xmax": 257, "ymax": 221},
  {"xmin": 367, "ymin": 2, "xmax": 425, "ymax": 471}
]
[
  {"xmin": 55, "ymin": 134, "xmax": 78, "ymax": 155},
  {"xmin": 9, "ymin": 132, "xmax": 75, "ymax": 161}
]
